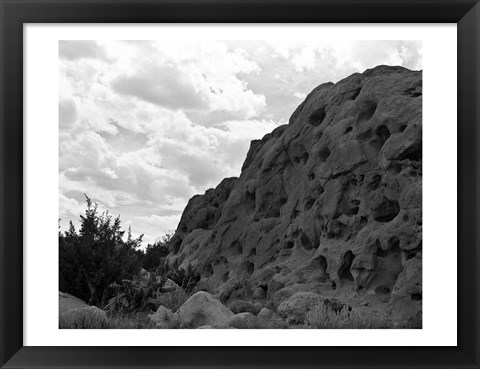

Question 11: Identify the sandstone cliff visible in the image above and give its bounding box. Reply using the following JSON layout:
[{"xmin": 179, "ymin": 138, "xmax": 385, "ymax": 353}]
[{"xmin": 166, "ymin": 65, "xmax": 422, "ymax": 327}]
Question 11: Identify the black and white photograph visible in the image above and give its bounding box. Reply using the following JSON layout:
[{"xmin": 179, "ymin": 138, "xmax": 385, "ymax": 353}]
[{"xmin": 58, "ymin": 40, "xmax": 423, "ymax": 329}]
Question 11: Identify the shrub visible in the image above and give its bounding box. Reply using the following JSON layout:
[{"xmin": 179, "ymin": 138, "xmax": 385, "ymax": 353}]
[
  {"xmin": 167, "ymin": 265, "xmax": 200, "ymax": 294},
  {"xmin": 59, "ymin": 195, "xmax": 143, "ymax": 307}
]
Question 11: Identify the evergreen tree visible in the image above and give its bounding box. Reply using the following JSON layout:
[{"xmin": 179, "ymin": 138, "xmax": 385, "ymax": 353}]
[{"xmin": 59, "ymin": 195, "xmax": 143, "ymax": 307}]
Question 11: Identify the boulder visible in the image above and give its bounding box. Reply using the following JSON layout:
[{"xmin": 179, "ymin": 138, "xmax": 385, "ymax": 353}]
[
  {"xmin": 148, "ymin": 306, "xmax": 179, "ymax": 329},
  {"xmin": 59, "ymin": 291, "xmax": 109, "ymax": 328},
  {"xmin": 277, "ymin": 292, "xmax": 326, "ymax": 324},
  {"xmin": 222, "ymin": 312, "xmax": 257, "ymax": 329},
  {"xmin": 177, "ymin": 291, "xmax": 234, "ymax": 328},
  {"xmin": 257, "ymin": 307, "xmax": 276, "ymax": 321}
]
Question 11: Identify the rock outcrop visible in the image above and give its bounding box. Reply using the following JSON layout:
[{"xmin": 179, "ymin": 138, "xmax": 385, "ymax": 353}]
[{"xmin": 166, "ymin": 65, "xmax": 422, "ymax": 327}]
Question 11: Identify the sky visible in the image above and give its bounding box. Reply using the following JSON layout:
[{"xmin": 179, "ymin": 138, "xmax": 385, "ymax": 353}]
[{"xmin": 59, "ymin": 40, "xmax": 422, "ymax": 246}]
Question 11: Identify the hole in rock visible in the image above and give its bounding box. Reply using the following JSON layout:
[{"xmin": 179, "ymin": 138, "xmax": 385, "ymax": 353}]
[
  {"xmin": 357, "ymin": 216, "xmax": 368, "ymax": 231},
  {"xmin": 371, "ymin": 125, "xmax": 391, "ymax": 152},
  {"xmin": 318, "ymin": 147, "xmax": 331, "ymax": 162},
  {"xmin": 247, "ymin": 262, "xmax": 255, "ymax": 275},
  {"xmin": 339, "ymin": 251, "xmax": 354, "ymax": 282},
  {"xmin": 411, "ymin": 293, "xmax": 422, "ymax": 301},
  {"xmin": 367, "ymin": 175, "xmax": 382, "ymax": 191},
  {"xmin": 374, "ymin": 199, "xmax": 400, "ymax": 222},
  {"xmin": 231, "ymin": 240, "xmax": 243, "ymax": 254},
  {"xmin": 387, "ymin": 236, "xmax": 400, "ymax": 250},
  {"xmin": 358, "ymin": 100, "xmax": 377, "ymax": 122},
  {"xmin": 305, "ymin": 198, "xmax": 315, "ymax": 211},
  {"xmin": 345, "ymin": 126, "xmax": 353, "ymax": 134},
  {"xmin": 345, "ymin": 206, "xmax": 359, "ymax": 216},
  {"xmin": 399, "ymin": 124, "xmax": 407, "ymax": 132},
  {"xmin": 308, "ymin": 173, "xmax": 315, "ymax": 181},
  {"xmin": 245, "ymin": 191, "xmax": 256, "ymax": 209},
  {"xmin": 299, "ymin": 230, "xmax": 314, "ymax": 250},
  {"xmin": 389, "ymin": 163, "xmax": 402, "ymax": 174},
  {"xmin": 286, "ymin": 241, "xmax": 294, "ymax": 249},
  {"xmin": 222, "ymin": 272, "xmax": 229, "ymax": 283},
  {"xmin": 302, "ymin": 152, "xmax": 309, "ymax": 164},
  {"xmin": 399, "ymin": 142, "xmax": 422, "ymax": 162},
  {"xmin": 375, "ymin": 286, "xmax": 391, "ymax": 295},
  {"xmin": 309, "ymin": 107, "xmax": 326, "ymax": 127},
  {"xmin": 318, "ymin": 256, "xmax": 327, "ymax": 272}
]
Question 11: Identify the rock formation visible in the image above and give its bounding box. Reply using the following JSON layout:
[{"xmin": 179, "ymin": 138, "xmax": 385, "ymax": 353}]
[{"xmin": 165, "ymin": 65, "xmax": 422, "ymax": 327}]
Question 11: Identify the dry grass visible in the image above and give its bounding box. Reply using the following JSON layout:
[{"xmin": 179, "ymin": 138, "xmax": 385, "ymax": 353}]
[
  {"xmin": 224, "ymin": 314, "xmax": 288, "ymax": 329},
  {"xmin": 156, "ymin": 289, "xmax": 189, "ymax": 312},
  {"xmin": 305, "ymin": 304, "xmax": 390, "ymax": 329},
  {"xmin": 59, "ymin": 310, "xmax": 154, "ymax": 329},
  {"xmin": 59, "ymin": 309, "xmax": 110, "ymax": 329}
]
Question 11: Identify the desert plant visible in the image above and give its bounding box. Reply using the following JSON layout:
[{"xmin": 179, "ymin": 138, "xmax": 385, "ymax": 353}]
[{"xmin": 167, "ymin": 264, "xmax": 200, "ymax": 294}]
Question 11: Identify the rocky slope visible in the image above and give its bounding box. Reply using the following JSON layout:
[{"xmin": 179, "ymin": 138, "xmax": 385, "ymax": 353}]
[{"xmin": 166, "ymin": 65, "xmax": 422, "ymax": 327}]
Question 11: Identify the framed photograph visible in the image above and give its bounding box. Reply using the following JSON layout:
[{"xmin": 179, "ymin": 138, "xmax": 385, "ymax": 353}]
[{"xmin": 1, "ymin": 0, "xmax": 479, "ymax": 368}]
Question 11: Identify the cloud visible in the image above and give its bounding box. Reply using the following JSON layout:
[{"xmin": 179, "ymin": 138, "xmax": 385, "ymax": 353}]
[
  {"xmin": 60, "ymin": 41, "xmax": 109, "ymax": 61},
  {"xmin": 112, "ymin": 63, "xmax": 208, "ymax": 110},
  {"xmin": 59, "ymin": 40, "xmax": 422, "ymax": 245},
  {"xmin": 59, "ymin": 99, "xmax": 78, "ymax": 130}
]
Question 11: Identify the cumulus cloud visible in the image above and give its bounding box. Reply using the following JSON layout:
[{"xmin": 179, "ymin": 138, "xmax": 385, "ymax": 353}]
[
  {"xmin": 59, "ymin": 39, "xmax": 422, "ymax": 245},
  {"xmin": 59, "ymin": 99, "xmax": 78, "ymax": 130},
  {"xmin": 113, "ymin": 63, "xmax": 208, "ymax": 110},
  {"xmin": 60, "ymin": 41, "xmax": 109, "ymax": 61}
]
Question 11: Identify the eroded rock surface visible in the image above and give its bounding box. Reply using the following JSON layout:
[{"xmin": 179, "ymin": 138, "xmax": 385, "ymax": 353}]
[{"xmin": 166, "ymin": 65, "xmax": 422, "ymax": 327}]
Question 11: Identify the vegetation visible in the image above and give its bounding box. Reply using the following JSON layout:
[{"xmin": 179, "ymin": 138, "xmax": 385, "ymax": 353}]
[
  {"xmin": 59, "ymin": 309, "xmax": 155, "ymax": 329},
  {"xmin": 59, "ymin": 195, "xmax": 198, "ymax": 310},
  {"xmin": 305, "ymin": 304, "xmax": 390, "ymax": 329}
]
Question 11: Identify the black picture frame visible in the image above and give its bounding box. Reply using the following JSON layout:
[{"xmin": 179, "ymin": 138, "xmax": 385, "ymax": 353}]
[{"xmin": 1, "ymin": 0, "xmax": 479, "ymax": 368}]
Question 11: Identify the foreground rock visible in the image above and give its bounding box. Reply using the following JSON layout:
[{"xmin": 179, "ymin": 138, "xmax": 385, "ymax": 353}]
[
  {"xmin": 222, "ymin": 312, "xmax": 257, "ymax": 328},
  {"xmin": 59, "ymin": 292, "xmax": 108, "ymax": 328},
  {"xmin": 166, "ymin": 65, "xmax": 422, "ymax": 327},
  {"xmin": 148, "ymin": 306, "xmax": 179, "ymax": 329},
  {"xmin": 177, "ymin": 291, "xmax": 234, "ymax": 328}
]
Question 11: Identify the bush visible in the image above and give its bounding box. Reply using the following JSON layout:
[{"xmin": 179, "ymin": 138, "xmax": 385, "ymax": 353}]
[
  {"xmin": 59, "ymin": 195, "xmax": 143, "ymax": 307},
  {"xmin": 167, "ymin": 265, "xmax": 200, "ymax": 294}
]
